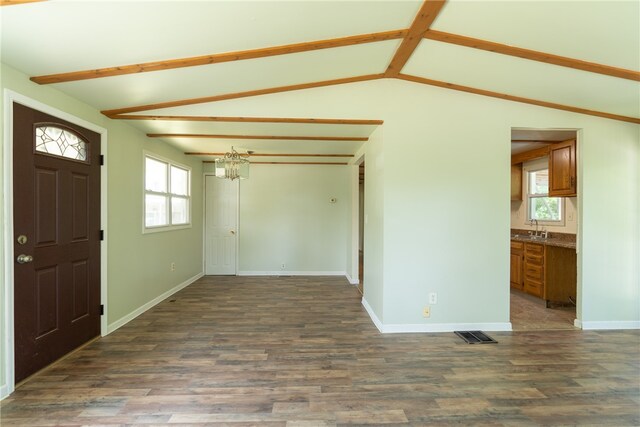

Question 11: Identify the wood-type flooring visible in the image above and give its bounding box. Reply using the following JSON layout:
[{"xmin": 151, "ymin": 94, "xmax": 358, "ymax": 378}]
[
  {"xmin": 510, "ymin": 290, "xmax": 576, "ymax": 331},
  {"xmin": 2, "ymin": 276, "xmax": 639, "ymax": 426}
]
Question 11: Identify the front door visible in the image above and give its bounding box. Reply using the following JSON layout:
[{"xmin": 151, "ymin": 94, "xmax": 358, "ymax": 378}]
[
  {"xmin": 13, "ymin": 103, "xmax": 101, "ymax": 383},
  {"xmin": 205, "ymin": 175, "xmax": 238, "ymax": 275}
]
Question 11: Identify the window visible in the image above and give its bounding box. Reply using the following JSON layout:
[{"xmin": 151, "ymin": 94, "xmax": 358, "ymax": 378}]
[
  {"xmin": 527, "ymin": 168, "xmax": 562, "ymax": 223},
  {"xmin": 35, "ymin": 125, "xmax": 88, "ymax": 162},
  {"xmin": 144, "ymin": 154, "xmax": 191, "ymax": 231}
]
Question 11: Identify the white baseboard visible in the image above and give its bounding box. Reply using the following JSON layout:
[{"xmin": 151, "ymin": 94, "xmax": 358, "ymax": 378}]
[
  {"xmin": 345, "ymin": 273, "xmax": 359, "ymax": 285},
  {"xmin": 0, "ymin": 384, "xmax": 8, "ymax": 401},
  {"xmin": 576, "ymin": 320, "xmax": 640, "ymax": 330},
  {"xmin": 107, "ymin": 272, "xmax": 204, "ymax": 334},
  {"xmin": 361, "ymin": 298, "xmax": 511, "ymax": 333},
  {"xmin": 238, "ymin": 271, "xmax": 346, "ymax": 276},
  {"xmin": 381, "ymin": 322, "xmax": 512, "ymax": 333},
  {"xmin": 361, "ymin": 297, "xmax": 383, "ymax": 332}
]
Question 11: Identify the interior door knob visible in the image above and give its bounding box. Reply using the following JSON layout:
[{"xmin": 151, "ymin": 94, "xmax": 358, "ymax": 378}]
[
  {"xmin": 16, "ymin": 254, "xmax": 33, "ymax": 264},
  {"xmin": 230, "ymin": 230, "xmax": 236, "ymax": 235}
]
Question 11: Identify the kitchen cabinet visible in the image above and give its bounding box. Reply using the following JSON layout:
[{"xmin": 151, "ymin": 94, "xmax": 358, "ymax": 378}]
[
  {"xmin": 511, "ymin": 138, "xmax": 577, "ymax": 198},
  {"xmin": 524, "ymin": 242, "xmax": 545, "ymax": 298},
  {"xmin": 510, "ymin": 241, "xmax": 524, "ymax": 290},
  {"xmin": 511, "ymin": 164, "xmax": 522, "ymax": 201},
  {"xmin": 511, "ymin": 238, "xmax": 577, "ymax": 305},
  {"xmin": 545, "ymin": 245, "xmax": 577, "ymax": 305},
  {"xmin": 549, "ymin": 139, "xmax": 576, "ymax": 197}
]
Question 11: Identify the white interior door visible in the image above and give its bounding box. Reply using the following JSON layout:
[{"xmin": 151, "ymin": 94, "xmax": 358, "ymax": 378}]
[{"xmin": 205, "ymin": 175, "xmax": 238, "ymax": 275}]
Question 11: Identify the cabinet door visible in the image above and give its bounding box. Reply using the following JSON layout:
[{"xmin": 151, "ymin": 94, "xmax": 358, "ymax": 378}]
[
  {"xmin": 549, "ymin": 139, "xmax": 576, "ymax": 196},
  {"xmin": 511, "ymin": 164, "xmax": 523, "ymax": 201},
  {"xmin": 510, "ymin": 252, "xmax": 523, "ymax": 289}
]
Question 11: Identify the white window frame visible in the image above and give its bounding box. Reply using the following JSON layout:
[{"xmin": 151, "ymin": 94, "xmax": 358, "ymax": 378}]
[
  {"xmin": 143, "ymin": 152, "xmax": 192, "ymax": 233},
  {"xmin": 526, "ymin": 166, "xmax": 565, "ymax": 226}
]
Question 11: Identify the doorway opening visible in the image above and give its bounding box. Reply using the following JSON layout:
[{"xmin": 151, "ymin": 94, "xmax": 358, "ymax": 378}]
[{"xmin": 510, "ymin": 128, "xmax": 579, "ymax": 331}]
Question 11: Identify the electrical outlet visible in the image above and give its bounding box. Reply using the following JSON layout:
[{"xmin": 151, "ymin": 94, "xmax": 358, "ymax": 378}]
[
  {"xmin": 429, "ymin": 293, "xmax": 437, "ymax": 304},
  {"xmin": 422, "ymin": 306, "xmax": 431, "ymax": 318},
  {"xmin": 281, "ymin": 263, "xmax": 286, "ymax": 270},
  {"xmin": 170, "ymin": 262, "xmax": 176, "ymax": 271}
]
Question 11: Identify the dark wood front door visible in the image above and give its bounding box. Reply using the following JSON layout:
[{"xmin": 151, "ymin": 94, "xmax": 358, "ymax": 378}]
[{"xmin": 13, "ymin": 103, "xmax": 101, "ymax": 383}]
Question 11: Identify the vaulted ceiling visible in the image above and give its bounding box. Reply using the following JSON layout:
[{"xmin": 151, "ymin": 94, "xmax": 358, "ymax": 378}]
[{"xmin": 2, "ymin": 0, "xmax": 638, "ymax": 164}]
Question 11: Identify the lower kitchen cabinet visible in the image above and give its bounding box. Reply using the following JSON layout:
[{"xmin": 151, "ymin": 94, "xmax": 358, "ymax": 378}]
[
  {"xmin": 510, "ymin": 241, "xmax": 524, "ymax": 290},
  {"xmin": 545, "ymin": 245, "xmax": 577, "ymax": 305},
  {"xmin": 511, "ymin": 239, "xmax": 577, "ymax": 305},
  {"xmin": 524, "ymin": 242, "xmax": 545, "ymax": 298}
]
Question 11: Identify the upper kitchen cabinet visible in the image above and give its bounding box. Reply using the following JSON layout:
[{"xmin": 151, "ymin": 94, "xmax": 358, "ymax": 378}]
[
  {"xmin": 511, "ymin": 164, "xmax": 522, "ymax": 201},
  {"xmin": 549, "ymin": 139, "xmax": 577, "ymax": 197}
]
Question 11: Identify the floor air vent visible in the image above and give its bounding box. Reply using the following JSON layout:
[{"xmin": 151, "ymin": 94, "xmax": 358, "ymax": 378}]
[{"xmin": 454, "ymin": 331, "xmax": 498, "ymax": 344}]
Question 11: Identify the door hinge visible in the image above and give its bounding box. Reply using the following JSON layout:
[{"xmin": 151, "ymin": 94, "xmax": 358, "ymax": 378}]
[
  {"xmin": 99, "ymin": 155, "xmax": 104, "ymax": 166},
  {"xmin": 100, "ymin": 304, "xmax": 104, "ymax": 315},
  {"xmin": 99, "ymin": 230, "xmax": 104, "ymax": 241}
]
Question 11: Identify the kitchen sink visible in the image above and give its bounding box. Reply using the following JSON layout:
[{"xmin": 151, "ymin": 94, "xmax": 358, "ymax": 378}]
[{"xmin": 512, "ymin": 234, "xmax": 546, "ymax": 241}]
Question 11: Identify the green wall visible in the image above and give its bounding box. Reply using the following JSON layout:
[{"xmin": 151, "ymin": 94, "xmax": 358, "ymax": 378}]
[
  {"xmin": 0, "ymin": 64, "xmax": 203, "ymax": 396},
  {"xmin": 203, "ymin": 163, "xmax": 350, "ymax": 274},
  {"xmin": 189, "ymin": 78, "xmax": 639, "ymax": 329}
]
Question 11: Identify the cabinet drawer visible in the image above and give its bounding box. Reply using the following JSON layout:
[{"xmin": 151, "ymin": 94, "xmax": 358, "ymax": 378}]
[
  {"xmin": 525, "ymin": 253, "xmax": 544, "ymax": 265},
  {"xmin": 525, "ymin": 243, "xmax": 544, "ymax": 256},
  {"xmin": 511, "ymin": 241, "xmax": 524, "ymax": 251},
  {"xmin": 524, "ymin": 279, "xmax": 544, "ymax": 297},
  {"xmin": 524, "ymin": 263, "xmax": 544, "ymax": 280}
]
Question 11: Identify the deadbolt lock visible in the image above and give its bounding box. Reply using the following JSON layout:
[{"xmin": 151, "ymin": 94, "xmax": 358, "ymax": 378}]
[{"xmin": 17, "ymin": 235, "xmax": 27, "ymax": 245}]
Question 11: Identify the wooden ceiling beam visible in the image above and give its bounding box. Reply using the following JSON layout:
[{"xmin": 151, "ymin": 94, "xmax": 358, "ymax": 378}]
[
  {"xmin": 101, "ymin": 74, "xmax": 384, "ymax": 116},
  {"xmin": 148, "ymin": 133, "xmax": 367, "ymax": 142},
  {"xmin": 397, "ymin": 74, "xmax": 640, "ymax": 124},
  {"xmin": 384, "ymin": 0, "xmax": 447, "ymax": 77},
  {"xmin": 425, "ymin": 30, "xmax": 640, "ymax": 82},
  {"xmin": 186, "ymin": 152, "xmax": 354, "ymax": 157},
  {"xmin": 1, "ymin": 0, "xmax": 46, "ymax": 5},
  {"xmin": 203, "ymin": 161, "xmax": 348, "ymax": 165},
  {"xmin": 31, "ymin": 30, "xmax": 406, "ymax": 85},
  {"xmin": 511, "ymin": 146, "xmax": 551, "ymax": 164},
  {"xmin": 108, "ymin": 114, "xmax": 384, "ymax": 125}
]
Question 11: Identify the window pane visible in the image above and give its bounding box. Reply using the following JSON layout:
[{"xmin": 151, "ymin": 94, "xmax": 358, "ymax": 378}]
[
  {"xmin": 35, "ymin": 126, "xmax": 88, "ymax": 161},
  {"xmin": 529, "ymin": 169, "xmax": 549, "ymax": 195},
  {"xmin": 145, "ymin": 157, "xmax": 167, "ymax": 192},
  {"xmin": 171, "ymin": 165, "xmax": 189, "ymax": 196},
  {"xmin": 529, "ymin": 197, "xmax": 562, "ymax": 221},
  {"xmin": 145, "ymin": 194, "xmax": 168, "ymax": 227},
  {"xmin": 171, "ymin": 197, "xmax": 189, "ymax": 225}
]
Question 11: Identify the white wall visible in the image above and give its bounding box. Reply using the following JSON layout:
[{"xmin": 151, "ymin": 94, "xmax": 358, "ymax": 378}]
[
  {"xmin": 180, "ymin": 78, "xmax": 639, "ymax": 331},
  {"xmin": 360, "ymin": 128, "xmax": 385, "ymax": 321},
  {"xmin": 203, "ymin": 163, "xmax": 350, "ymax": 275},
  {"xmin": 511, "ymin": 157, "xmax": 578, "ymax": 234}
]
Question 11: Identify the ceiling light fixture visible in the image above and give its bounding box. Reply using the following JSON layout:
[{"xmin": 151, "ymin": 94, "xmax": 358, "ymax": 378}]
[{"xmin": 214, "ymin": 146, "xmax": 250, "ymax": 180}]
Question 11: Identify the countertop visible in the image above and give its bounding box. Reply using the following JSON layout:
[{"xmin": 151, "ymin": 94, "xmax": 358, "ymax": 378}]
[{"xmin": 511, "ymin": 234, "xmax": 576, "ymax": 250}]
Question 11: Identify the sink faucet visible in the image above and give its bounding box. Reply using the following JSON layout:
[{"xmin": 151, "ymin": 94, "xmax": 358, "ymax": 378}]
[{"xmin": 531, "ymin": 219, "xmax": 539, "ymax": 237}]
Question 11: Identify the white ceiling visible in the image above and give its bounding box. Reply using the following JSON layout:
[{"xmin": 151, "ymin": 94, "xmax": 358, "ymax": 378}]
[{"xmin": 1, "ymin": 0, "xmax": 637, "ymax": 161}]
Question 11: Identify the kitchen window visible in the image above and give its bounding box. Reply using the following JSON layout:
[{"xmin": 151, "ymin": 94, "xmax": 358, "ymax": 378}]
[
  {"xmin": 527, "ymin": 168, "xmax": 563, "ymax": 223},
  {"xmin": 144, "ymin": 154, "xmax": 191, "ymax": 232}
]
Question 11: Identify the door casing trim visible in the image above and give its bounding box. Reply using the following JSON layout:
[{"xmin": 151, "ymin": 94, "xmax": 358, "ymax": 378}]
[{"xmin": 2, "ymin": 90, "xmax": 108, "ymax": 399}]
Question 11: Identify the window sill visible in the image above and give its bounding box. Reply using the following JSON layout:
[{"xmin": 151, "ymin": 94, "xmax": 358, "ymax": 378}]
[{"xmin": 143, "ymin": 223, "xmax": 192, "ymax": 234}]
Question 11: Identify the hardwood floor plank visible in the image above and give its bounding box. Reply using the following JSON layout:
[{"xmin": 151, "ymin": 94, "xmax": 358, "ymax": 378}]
[{"xmin": 1, "ymin": 276, "xmax": 638, "ymax": 426}]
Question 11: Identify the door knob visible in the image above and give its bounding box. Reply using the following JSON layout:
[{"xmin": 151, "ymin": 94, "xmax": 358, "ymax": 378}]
[
  {"xmin": 230, "ymin": 230, "xmax": 236, "ymax": 235},
  {"xmin": 17, "ymin": 254, "xmax": 33, "ymax": 264}
]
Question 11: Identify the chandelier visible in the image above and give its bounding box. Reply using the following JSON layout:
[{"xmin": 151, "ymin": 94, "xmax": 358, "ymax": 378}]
[{"xmin": 214, "ymin": 147, "xmax": 250, "ymax": 180}]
